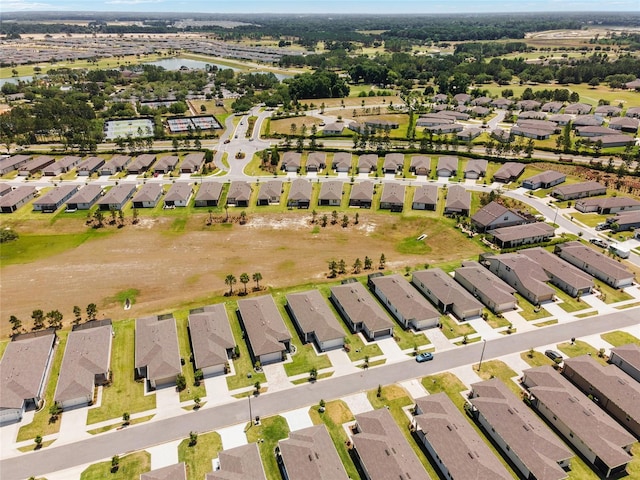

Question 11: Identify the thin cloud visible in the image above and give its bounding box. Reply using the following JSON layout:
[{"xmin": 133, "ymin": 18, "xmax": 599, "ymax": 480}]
[
  {"xmin": 2, "ymin": 0, "xmax": 55, "ymax": 9},
  {"xmin": 105, "ymin": 0, "xmax": 164, "ymax": 4}
]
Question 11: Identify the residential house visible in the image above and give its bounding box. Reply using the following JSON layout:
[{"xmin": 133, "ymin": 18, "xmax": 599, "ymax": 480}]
[
  {"xmin": 0, "ymin": 330, "xmax": 56, "ymax": 424},
  {"xmin": 464, "ymin": 159, "xmax": 488, "ymax": 179},
  {"xmin": 54, "ymin": 320, "xmax": 112, "ymax": 409},
  {"xmin": 188, "ymin": 305, "xmax": 235, "ymax": 377},
  {"xmin": 548, "ymin": 114, "xmax": 573, "ymax": 126},
  {"xmin": 554, "ymin": 241, "xmax": 634, "ymax": 288},
  {"xmin": 436, "ymin": 156, "xmax": 458, "ymax": 177},
  {"xmin": 572, "ymin": 115, "xmax": 604, "ymax": 127},
  {"xmin": 357, "ymin": 154, "xmax": 378, "ymax": 174},
  {"xmin": 383, "ymin": 153, "xmax": 403, "ymax": 174},
  {"xmin": 306, "ymin": 152, "xmax": 326, "ymax": 172},
  {"xmin": 417, "ymin": 114, "xmax": 456, "ymax": 127},
  {"xmin": 351, "ymin": 408, "xmax": 430, "ymax": 480},
  {"xmin": 42, "ymin": 155, "xmax": 82, "ymax": 176},
  {"xmin": 610, "ymin": 344, "xmax": 640, "ymax": 383},
  {"xmin": 369, "ymin": 274, "xmax": 440, "ymax": 330},
  {"xmin": 471, "ymin": 96, "xmax": 492, "ymax": 106},
  {"xmin": 180, "ymin": 152, "xmax": 205, "ymax": 173},
  {"xmin": 413, "ymin": 393, "xmax": 511, "ymax": 480},
  {"xmin": 194, "ymin": 181, "xmax": 223, "ymax": 207},
  {"xmin": 493, "ymin": 162, "xmax": 525, "ymax": 183},
  {"xmin": 287, "ymin": 178, "xmax": 312, "ymax": 209},
  {"xmin": 349, "ymin": 181, "xmax": 374, "ymax": 209},
  {"xmin": 322, "ymin": 123, "xmax": 343, "ymax": 135},
  {"xmin": 164, "ymin": 183, "xmax": 193, "ymax": 207},
  {"xmin": 541, "ymin": 101, "xmax": 564, "ymax": 113},
  {"xmin": 522, "ymin": 170, "xmax": 567, "ymax": 190},
  {"xmin": 483, "ymin": 253, "xmax": 556, "ymax": 305},
  {"xmin": 206, "ymin": 443, "xmax": 267, "ymax": 480},
  {"xmin": 257, "ymin": 180, "xmax": 282, "ymax": 206},
  {"xmin": 237, "ymin": 296, "xmax": 291, "ymax": 365},
  {"xmin": 519, "ymin": 247, "xmax": 593, "ymax": 297},
  {"xmin": 135, "ymin": 315, "xmax": 182, "ymax": 389},
  {"xmin": 468, "ymin": 378, "xmax": 573, "ymax": 480},
  {"xmin": 563, "ymin": 355, "xmax": 640, "ymax": 437},
  {"xmin": 97, "ymin": 183, "xmax": 136, "ymax": 211},
  {"xmin": 522, "ymin": 366, "xmax": 635, "ymax": 478},
  {"xmin": 490, "ymin": 222, "xmax": 555, "ymax": 249},
  {"xmin": 492, "ymin": 97, "xmax": 513, "ymax": 110},
  {"xmin": 318, "ymin": 181, "xmax": 343, "ymax": 206},
  {"xmin": 565, "ymin": 103, "xmax": 592, "ymax": 115},
  {"xmin": 444, "ymin": 185, "xmax": 470, "ymax": 216},
  {"xmin": 511, "ymin": 125, "xmax": 553, "ymax": 140},
  {"xmin": 282, "ymin": 152, "xmax": 302, "ymax": 173},
  {"xmin": 432, "ymin": 93, "xmax": 448, "ymax": 103},
  {"xmin": 492, "ymin": 128, "xmax": 511, "ymax": 143},
  {"xmin": 576, "ymin": 196, "xmax": 640, "ymax": 214},
  {"xmin": 0, "ymin": 184, "xmax": 11, "ymax": 197},
  {"xmin": 330, "ymin": 282, "xmax": 394, "ymax": 340},
  {"xmin": 594, "ymin": 135, "xmax": 635, "ymax": 148},
  {"xmin": 33, "ymin": 185, "xmax": 79, "ymax": 213},
  {"xmin": 60, "ymin": 185, "xmax": 102, "ymax": 210},
  {"xmin": 0, "ymin": 186, "xmax": 36, "ymax": 213},
  {"xmin": 518, "ymin": 110, "xmax": 547, "ymax": 120},
  {"xmin": 626, "ymin": 107, "xmax": 640, "ymax": 118},
  {"xmin": 470, "ymin": 201, "xmax": 528, "ymax": 232},
  {"xmin": 277, "ymin": 425, "xmax": 349, "ymax": 480},
  {"xmin": 411, "ymin": 268, "xmax": 483, "ymax": 319},
  {"xmin": 100, "ymin": 155, "xmax": 131, "ymax": 175},
  {"xmin": 154, "ymin": 155, "xmax": 179, "ymax": 174},
  {"xmin": 552, "ymin": 181, "xmax": 606, "ymax": 201},
  {"xmin": 132, "ymin": 183, "xmax": 163, "ymax": 209},
  {"xmin": 127, "ymin": 154, "xmax": 156, "ymax": 174},
  {"xmin": 454, "ymin": 92, "xmax": 471, "ymax": 104},
  {"xmin": 516, "ymin": 99, "xmax": 542, "ymax": 111},
  {"xmin": 18, "ymin": 155, "xmax": 55, "ymax": 176},
  {"xmin": 286, "ymin": 290, "xmax": 345, "ymax": 352},
  {"xmin": 458, "ymin": 127, "xmax": 483, "ymax": 141},
  {"xmin": 364, "ymin": 119, "xmax": 399, "ymax": 130},
  {"xmin": 424, "ymin": 123, "xmax": 463, "ymax": 135},
  {"xmin": 77, "ymin": 157, "xmax": 106, "ymax": 176},
  {"xmin": 575, "ymin": 126, "xmax": 617, "ymax": 137},
  {"xmin": 141, "ymin": 463, "xmax": 187, "ymax": 480},
  {"xmin": 608, "ymin": 210, "xmax": 640, "ymax": 231},
  {"xmin": 454, "ymin": 261, "xmax": 517, "ymax": 313},
  {"xmin": 226, "ymin": 182, "xmax": 252, "ymax": 207},
  {"xmin": 332, "ymin": 152, "xmax": 351, "ymax": 173},
  {"xmin": 0, "ymin": 154, "xmax": 30, "ymax": 175},
  {"xmin": 409, "ymin": 155, "xmax": 430, "ymax": 176},
  {"xmin": 412, "ymin": 185, "xmax": 438, "ymax": 211},
  {"xmin": 595, "ymin": 105, "xmax": 622, "ymax": 117},
  {"xmin": 609, "ymin": 117, "xmax": 639, "ymax": 133},
  {"xmin": 379, "ymin": 183, "xmax": 405, "ymax": 212}
]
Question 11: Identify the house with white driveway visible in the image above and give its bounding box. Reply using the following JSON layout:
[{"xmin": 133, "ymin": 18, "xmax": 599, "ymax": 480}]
[
  {"xmin": 454, "ymin": 261, "xmax": 517, "ymax": 313},
  {"xmin": 237, "ymin": 296, "xmax": 291, "ymax": 365},
  {"xmin": 411, "ymin": 268, "xmax": 483, "ymax": 319},
  {"xmin": 135, "ymin": 315, "xmax": 182, "ymax": 390},
  {"xmin": 286, "ymin": 290, "xmax": 345, "ymax": 352},
  {"xmin": 330, "ymin": 282, "xmax": 394, "ymax": 340},
  {"xmin": 188, "ymin": 305, "xmax": 235, "ymax": 377}
]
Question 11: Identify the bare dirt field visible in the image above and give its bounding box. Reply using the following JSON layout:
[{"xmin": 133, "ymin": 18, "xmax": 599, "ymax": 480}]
[{"xmin": 1, "ymin": 212, "xmax": 482, "ymax": 337}]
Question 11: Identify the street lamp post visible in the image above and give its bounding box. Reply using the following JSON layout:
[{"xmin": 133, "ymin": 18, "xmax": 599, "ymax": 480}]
[
  {"xmin": 477, "ymin": 339, "xmax": 487, "ymax": 372},
  {"xmin": 248, "ymin": 394, "xmax": 253, "ymax": 428},
  {"xmin": 553, "ymin": 204, "xmax": 559, "ymax": 225}
]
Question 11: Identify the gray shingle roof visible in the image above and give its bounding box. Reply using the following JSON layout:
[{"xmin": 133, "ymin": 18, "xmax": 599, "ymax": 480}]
[
  {"xmin": 415, "ymin": 393, "xmax": 512, "ymax": 480},
  {"xmin": 611, "ymin": 344, "xmax": 640, "ymax": 372},
  {"xmin": 370, "ymin": 274, "xmax": 440, "ymax": 323},
  {"xmin": 491, "ymin": 222, "xmax": 555, "ymax": 243},
  {"xmin": 319, "ymin": 181, "xmax": 342, "ymax": 202},
  {"xmin": 380, "ymin": 183, "xmax": 405, "ymax": 205},
  {"xmin": 67, "ymin": 185, "xmax": 103, "ymax": 205},
  {"xmin": 413, "ymin": 185, "xmax": 438, "ymax": 205},
  {"xmin": 141, "ymin": 462, "xmax": 187, "ymax": 480},
  {"xmin": 519, "ymin": 247, "xmax": 593, "ymax": 292},
  {"xmin": 133, "ymin": 183, "xmax": 163, "ymax": 203},
  {"xmin": 206, "ymin": 443, "xmax": 267, "ymax": 480},
  {"xmin": 237, "ymin": 296, "xmax": 291, "ymax": 358},
  {"xmin": 412, "ymin": 268, "xmax": 483, "ymax": 313},
  {"xmin": 330, "ymin": 282, "xmax": 394, "ymax": 333},
  {"xmin": 278, "ymin": 425, "xmax": 349, "ymax": 480},
  {"xmin": 350, "ymin": 181, "xmax": 374, "ymax": 202},
  {"xmin": 164, "ymin": 183, "xmax": 192, "ymax": 202},
  {"xmin": 135, "ymin": 316, "xmax": 181, "ymax": 383},
  {"xmin": 286, "ymin": 290, "xmax": 344, "ymax": 345},
  {"xmin": 454, "ymin": 262, "xmax": 516, "ymax": 306},
  {"xmin": 195, "ymin": 181, "xmax": 223, "ymax": 203},
  {"xmin": 555, "ymin": 241, "xmax": 633, "ymax": 284},
  {"xmin": 188, "ymin": 305, "xmax": 235, "ymax": 370},
  {"xmin": 288, "ymin": 179, "xmax": 312, "ymax": 202},
  {"xmin": 469, "ymin": 378, "xmax": 572, "ymax": 480},
  {"xmin": 444, "ymin": 185, "xmax": 470, "ymax": 212}
]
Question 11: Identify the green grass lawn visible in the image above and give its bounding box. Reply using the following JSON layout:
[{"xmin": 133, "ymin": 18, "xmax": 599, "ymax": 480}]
[
  {"xmin": 224, "ymin": 301, "xmax": 267, "ymax": 391},
  {"xmin": 0, "ymin": 231, "xmax": 111, "ymax": 266},
  {"xmin": 439, "ymin": 315, "xmax": 477, "ymax": 339},
  {"xmin": 571, "ymin": 212, "xmax": 609, "ymax": 227},
  {"xmin": 245, "ymin": 415, "xmax": 290, "ymax": 480},
  {"xmin": 308, "ymin": 400, "xmax": 359, "ymax": 479},
  {"xmin": 80, "ymin": 451, "xmax": 151, "ymax": 480},
  {"xmin": 593, "ymin": 279, "xmax": 633, "ymax": 304},
  {"xmin": 551, "ymin": 286, "xmax": 588, "ymax": 313},
  {"xmin": 87, "ymin": 414, "xmax": 154, "ymax": 435},
  {"xmin": 557, "ymin": 340, "xmax": 608, "ymax": 366},
  {"xmin": 172, "ymin": 310, "xmax": 207, "ymax": 403},
  {"xmin": 394, "ymin": 327, "xmax": 430, "ymax": 351},
  {"xmin": 473, "ymin": 360, "xmax": 521, "ymax": 395},
  {"xmin": 178, "ymin": 431, "xmax": 223, "ymax": 480},
  {"xmin": 515, "ymin": 294, "xmax": 551, "ymax": 321},
  {"xmin": 87, "ymin": 320, "xmax": 156, "ymax": 425},
  {"xmin": 367, "ymin": 385, "xmax": 440, "ymax": 479},
  {"xmin": 483, "ymin": 310, "xmax": 511, "ymax": 329},
  {"xmin": 601, "ymin": 331, "xmax": 640, "ymax": 347},
  {"xmin": 17, "ymin": 331, "xmax": 68, "ymax": 442},
  {"xmin": 534, "ymin": 319, "xmax": 559, "ymax": 327},
  {"xmin": 0, "ymin": 339, "xmax": 8, "ymax": 360}
]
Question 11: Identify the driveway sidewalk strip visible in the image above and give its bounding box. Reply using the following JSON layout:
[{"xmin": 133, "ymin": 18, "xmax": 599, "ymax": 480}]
[
  {"xmin": 281, "ymin": 407, "xmax": 314, "ymax": 432},
  {"xmin": 218, "ymin": 423, "xmax": 249, "ymax": 450}
]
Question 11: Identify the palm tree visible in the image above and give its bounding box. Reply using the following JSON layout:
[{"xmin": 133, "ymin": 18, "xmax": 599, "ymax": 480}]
[
  {"xmin": 240, "ymin": 273, "xmax": 250, "ymax": 294},
  {"xmin": 225, "ymin": 274, "xmax": 236, "ymax": 295},
  {"xmin": 252, "ymin": 272, "xmax": 262, "ymax": 290}
]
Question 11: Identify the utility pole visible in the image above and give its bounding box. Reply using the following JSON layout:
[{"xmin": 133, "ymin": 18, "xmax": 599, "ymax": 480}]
[
  {"xmin": 478, "ymin": 339, "xmax": 487, "ymax": 372},
  {"xmin": 248, "ymin": 394, "xmax": 253, "ymax": 429}
]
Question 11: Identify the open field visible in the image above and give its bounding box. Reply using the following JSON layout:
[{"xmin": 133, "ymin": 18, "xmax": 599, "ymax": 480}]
[{"xmin": 0, "ymin": 212, "xmax": 483, "ymax": 337}]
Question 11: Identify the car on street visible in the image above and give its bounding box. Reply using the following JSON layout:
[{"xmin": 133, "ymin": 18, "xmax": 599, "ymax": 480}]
[
  {"xmin": 545, "ymin": 349, "xmax": 563, "ymax": 363},
  {"xmin": 416, "ymin": 352, "xmax": 434, "ymax": 363}
]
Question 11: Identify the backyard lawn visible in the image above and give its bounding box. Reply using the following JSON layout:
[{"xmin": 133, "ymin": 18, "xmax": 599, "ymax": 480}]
[
  {"xmin": 308, "ymin": 400, "xmax": 359, "ymax": 479},
  {"xmin": 80, "ymin": 451, "xmax": 150, "ymax": 480},
  {"xmin": 87, "ymin": 320, "xmax": 156, "ymax": 425},
  {"xmin": 17, "ymin": 331, "xmax": 68, "ymax": 442},
  {"xmin": 178, "ymin": 431, "xmax": 223, "ymax": 480},
  {"xmin": 245, "ymin": 415, "xmax": 290, "ymax": 480}
]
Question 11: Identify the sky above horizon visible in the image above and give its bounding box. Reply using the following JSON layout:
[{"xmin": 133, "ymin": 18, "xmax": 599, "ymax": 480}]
[{"xmin": 4, "ymin": 0, "xmax": 640, "ymax": 13}]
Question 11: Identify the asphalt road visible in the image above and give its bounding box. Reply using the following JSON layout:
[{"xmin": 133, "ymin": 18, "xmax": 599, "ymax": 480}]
[{"xmin": 2, "ymin": 308, "xmax": 639, "ymax": 480}]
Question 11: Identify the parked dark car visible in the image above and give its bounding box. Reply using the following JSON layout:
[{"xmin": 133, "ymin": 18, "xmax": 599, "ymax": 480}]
[{"xmin": 545, "ymin": 349, "xmax": 563, "ymax": 363}]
